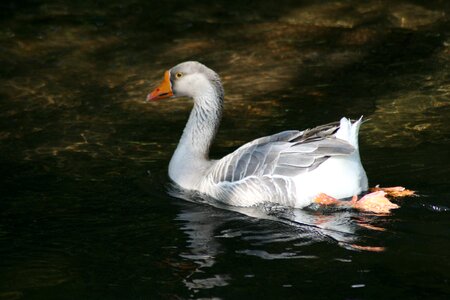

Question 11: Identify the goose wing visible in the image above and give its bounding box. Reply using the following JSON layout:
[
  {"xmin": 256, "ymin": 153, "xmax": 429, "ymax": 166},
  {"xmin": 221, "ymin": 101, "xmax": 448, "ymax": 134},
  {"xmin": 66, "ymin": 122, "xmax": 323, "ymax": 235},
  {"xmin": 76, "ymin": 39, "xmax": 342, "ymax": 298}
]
[{"xmin": 208, "ymin": 122, "xmax": 355, "ymax": 183}]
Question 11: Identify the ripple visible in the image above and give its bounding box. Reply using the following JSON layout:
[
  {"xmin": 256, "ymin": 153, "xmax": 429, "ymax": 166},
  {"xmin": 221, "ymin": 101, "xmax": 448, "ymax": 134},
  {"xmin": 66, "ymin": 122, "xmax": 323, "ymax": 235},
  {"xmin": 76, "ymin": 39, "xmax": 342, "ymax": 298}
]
[{"xmin": 236, "ymin": 249, "xmax": 318, "ymax": 260}]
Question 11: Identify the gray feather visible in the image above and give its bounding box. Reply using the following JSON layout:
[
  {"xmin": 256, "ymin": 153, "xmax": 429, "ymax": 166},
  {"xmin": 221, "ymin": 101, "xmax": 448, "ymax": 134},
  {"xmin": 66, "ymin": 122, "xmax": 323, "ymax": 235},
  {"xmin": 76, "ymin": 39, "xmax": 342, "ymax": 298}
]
[
  {"xmin": 278, "ymin": 155, "xmax": 315, "ymax": 168},
  {"xmin": 209, "ymin": 122, "xmax": 356, "ymax": 184}
]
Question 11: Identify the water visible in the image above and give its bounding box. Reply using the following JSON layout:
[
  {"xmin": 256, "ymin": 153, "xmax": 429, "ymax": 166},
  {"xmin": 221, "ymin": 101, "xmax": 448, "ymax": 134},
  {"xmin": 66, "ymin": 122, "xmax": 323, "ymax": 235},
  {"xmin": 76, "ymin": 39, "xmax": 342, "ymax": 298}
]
[{"xmin": 0, "ymin": 0, "xmax": 449, "ymax": 299}]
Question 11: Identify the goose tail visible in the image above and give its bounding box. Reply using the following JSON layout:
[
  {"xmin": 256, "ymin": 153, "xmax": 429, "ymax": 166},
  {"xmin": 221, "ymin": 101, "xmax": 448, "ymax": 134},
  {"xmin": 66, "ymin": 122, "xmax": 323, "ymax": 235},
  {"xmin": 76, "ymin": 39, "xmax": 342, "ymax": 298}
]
[{"xmin": 335, "ymin": 116, "xmax": 363, "ymax": 150}]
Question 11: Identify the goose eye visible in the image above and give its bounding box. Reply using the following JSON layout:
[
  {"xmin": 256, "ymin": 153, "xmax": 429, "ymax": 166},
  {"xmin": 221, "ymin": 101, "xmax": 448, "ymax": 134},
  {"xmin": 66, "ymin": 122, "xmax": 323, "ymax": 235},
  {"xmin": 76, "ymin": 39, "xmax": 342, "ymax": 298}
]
[{"xmin": 175, "ymin": 72, "xmax": 183, "ymax": 79}]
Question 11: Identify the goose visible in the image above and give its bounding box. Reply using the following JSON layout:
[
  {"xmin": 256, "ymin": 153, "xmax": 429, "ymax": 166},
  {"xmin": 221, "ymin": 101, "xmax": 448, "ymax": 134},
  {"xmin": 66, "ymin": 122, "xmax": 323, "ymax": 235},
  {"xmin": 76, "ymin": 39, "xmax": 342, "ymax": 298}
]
[{"xmin": 147, "ymin": 61, "xmax": 402, "ymax": 213}]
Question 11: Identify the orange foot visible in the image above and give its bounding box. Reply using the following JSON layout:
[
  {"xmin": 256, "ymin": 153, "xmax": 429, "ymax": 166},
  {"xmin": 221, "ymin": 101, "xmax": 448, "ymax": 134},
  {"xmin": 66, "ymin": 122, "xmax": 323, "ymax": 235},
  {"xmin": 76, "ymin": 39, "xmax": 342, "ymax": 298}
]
[
  {"xmin": 352, "ymin": 191, "xmax": 399, "ymax": 214},
  {"xmin": 313, "ymin": 191, "xmax": 399, "ymax": 214},
  {"xmin": 369, "ymin": 185, "xmax": 415, "ymax": 197},
  {"xmin": 313, "ymin": 193, "xmax": 341, "ymax": 205}
]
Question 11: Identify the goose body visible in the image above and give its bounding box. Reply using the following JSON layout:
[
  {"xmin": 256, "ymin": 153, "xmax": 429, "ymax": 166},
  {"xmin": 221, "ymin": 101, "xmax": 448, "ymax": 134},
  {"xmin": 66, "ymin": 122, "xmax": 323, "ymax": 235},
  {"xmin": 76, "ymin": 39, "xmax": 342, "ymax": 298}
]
[{"xmin": 148, "ymin": 61, "xmax": 368, "ymax": 208}]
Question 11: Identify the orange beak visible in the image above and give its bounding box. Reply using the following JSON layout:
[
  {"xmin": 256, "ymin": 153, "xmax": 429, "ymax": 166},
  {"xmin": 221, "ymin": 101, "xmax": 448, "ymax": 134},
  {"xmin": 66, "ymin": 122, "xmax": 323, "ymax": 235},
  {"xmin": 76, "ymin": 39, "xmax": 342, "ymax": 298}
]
[{"xmin": 147, "ymin": 70, "xmax": 174, "ymax": 101}]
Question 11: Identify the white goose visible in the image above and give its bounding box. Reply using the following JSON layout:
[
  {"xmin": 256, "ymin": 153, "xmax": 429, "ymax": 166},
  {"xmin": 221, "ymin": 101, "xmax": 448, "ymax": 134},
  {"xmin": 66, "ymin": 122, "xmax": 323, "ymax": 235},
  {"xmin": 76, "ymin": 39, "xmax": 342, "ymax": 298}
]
[{"xmin": 147, "ymin": 61, "xmax": 400, "ymax": 213}]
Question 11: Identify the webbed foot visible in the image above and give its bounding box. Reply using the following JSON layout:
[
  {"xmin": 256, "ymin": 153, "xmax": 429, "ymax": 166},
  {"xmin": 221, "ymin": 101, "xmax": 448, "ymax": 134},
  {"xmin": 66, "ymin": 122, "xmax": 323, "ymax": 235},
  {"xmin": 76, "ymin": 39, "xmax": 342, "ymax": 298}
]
[
  {"xmin": 352, "ymin": 191, "xmax": 399, "ymax": 214},
  {"xmin": 369, "ymin": 185, "xmax": 415, "ymax": 197}
]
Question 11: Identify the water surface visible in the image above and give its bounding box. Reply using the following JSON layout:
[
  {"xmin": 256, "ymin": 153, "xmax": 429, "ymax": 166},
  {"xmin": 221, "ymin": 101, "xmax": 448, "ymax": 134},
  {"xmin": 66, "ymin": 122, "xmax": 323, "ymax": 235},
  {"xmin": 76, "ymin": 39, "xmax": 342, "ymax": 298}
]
[{"xmin": 0, "ymin": 0, "xmax": 449, "ymax": 299}]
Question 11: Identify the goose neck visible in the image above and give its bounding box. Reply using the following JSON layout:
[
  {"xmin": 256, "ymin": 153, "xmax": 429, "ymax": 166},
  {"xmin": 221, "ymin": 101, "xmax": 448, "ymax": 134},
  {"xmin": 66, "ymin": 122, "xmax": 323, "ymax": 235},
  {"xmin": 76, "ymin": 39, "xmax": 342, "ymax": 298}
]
[{"xmin": 180, "ymin": 93, "xmax": 223, "ymax": 158}]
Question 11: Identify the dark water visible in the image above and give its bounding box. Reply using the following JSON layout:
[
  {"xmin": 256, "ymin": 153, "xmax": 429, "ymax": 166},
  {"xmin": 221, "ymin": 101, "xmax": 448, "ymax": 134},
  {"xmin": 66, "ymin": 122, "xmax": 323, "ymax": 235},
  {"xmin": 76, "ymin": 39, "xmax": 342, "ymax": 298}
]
[{"xmin": 1, "ymin": 0, "xmax": 449, "ymax": 299}]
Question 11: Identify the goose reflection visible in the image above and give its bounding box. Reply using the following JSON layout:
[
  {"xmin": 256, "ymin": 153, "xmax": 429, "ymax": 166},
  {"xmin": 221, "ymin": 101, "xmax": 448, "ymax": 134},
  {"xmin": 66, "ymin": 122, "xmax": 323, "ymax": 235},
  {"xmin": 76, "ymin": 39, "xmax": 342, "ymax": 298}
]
[{"xmin": 170, "ymin": 184, "xmax": 385, "ymax": 291}]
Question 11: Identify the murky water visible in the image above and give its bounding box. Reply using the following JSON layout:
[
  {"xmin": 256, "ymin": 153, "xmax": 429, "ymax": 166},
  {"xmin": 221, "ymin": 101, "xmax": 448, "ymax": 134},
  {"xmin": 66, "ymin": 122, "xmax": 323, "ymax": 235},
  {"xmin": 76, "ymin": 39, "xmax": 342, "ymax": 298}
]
[{"xmin": 1, "ymin": 0, "xmax": 449, "ymax": 299}]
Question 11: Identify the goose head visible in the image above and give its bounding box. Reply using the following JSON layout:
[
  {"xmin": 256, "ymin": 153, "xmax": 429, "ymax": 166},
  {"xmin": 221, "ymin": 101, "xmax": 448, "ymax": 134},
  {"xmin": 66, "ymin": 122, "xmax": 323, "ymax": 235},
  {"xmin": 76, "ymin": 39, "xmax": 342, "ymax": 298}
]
[{"xmin": 147, "ymin": 61, "xmax": 223, "ymax": 102}]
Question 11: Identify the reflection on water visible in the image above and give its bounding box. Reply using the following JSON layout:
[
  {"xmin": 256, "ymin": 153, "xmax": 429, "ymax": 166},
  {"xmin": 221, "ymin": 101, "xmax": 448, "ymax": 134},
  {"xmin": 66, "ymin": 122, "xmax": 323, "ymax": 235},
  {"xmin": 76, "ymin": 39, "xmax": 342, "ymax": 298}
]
[
  {"xmin": 1, "ymin": 0, "xmax": 449, "ymax": 299},
  {"xmin": 170, "ymin": 185, "xmax": 410, "ymax": 293},
  {"xmin": 170, "ymin": 185, "xmax": 358, "ymax": 244}
]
